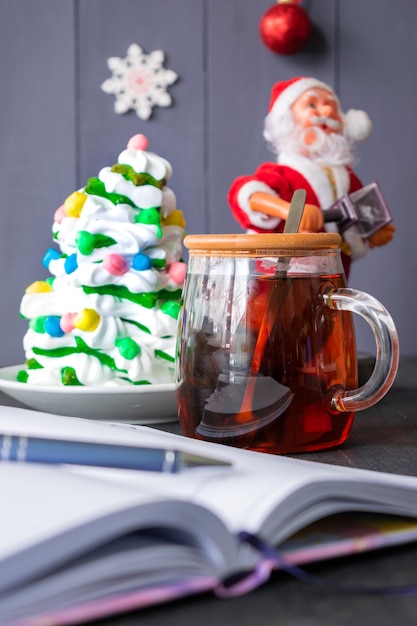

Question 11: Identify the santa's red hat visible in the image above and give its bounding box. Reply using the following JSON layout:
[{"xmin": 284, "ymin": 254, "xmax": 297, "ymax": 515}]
[{"xmin": 268, "ymin": 76, "xmax": 372, "ymax": 142}]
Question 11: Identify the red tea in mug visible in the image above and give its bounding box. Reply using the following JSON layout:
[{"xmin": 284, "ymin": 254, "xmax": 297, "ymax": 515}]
[
  {"xmin": 177, "ymin": 272, "xmax": 356, "ymax": 454},
  {"xmin": 176, "ymin": 234, "xmax": 398, "ymax": 455}
]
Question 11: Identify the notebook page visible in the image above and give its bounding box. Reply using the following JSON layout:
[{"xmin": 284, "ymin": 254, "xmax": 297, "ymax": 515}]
[{"xmin": 2, "ymin": 406, "xmax": 417, "ymax": 548}]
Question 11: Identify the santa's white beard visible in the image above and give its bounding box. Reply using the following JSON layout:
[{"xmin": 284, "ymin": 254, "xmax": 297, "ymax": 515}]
[
  {"xmin": 300, "ymin": 126, "xmax": 354, "ymax": 166},
  {"xmin": 264, "ymin": 113, "xmax": 355, "ymax": 167}
]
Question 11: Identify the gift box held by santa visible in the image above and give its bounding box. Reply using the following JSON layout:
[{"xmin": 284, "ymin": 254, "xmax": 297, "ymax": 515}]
[{"xmin": 228, "ymin": 76, "xmax": 395, "ymax": 279}]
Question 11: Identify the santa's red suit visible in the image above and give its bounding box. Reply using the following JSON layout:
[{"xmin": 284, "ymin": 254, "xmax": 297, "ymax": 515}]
[
  {"xmin": 228, "ymin": 76, "xmax": 375, "ymax": 279},
  {"xmin": 228, "ymin": 152, "xmax": 367, "ymax": 278}
]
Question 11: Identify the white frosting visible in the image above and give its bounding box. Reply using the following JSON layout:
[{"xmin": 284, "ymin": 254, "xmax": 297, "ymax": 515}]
[
  {"xmin": 78, "ymin": 195, "xmax": 137, "ymax": 222},
  {"xmin": 20, "ymin": 139, "xmax": 185, "ymax": 386},
  {"xmin": 99, "ymin": 167, "xmax": 163, "ymax": 209},
  {"xmin": 117, "ymin": 148, "xmax": 172, "ymax": 180}
]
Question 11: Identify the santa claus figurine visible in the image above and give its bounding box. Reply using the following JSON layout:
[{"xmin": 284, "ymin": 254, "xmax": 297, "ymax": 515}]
[{"xmin": 228, "ymin": 76, "xmax": 395, "ymax": 278}]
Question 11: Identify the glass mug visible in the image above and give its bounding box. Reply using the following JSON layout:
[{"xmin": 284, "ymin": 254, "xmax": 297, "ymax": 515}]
[{"xmin": 176, "ymin": 233, "xmax": 399, "ymax": 454}]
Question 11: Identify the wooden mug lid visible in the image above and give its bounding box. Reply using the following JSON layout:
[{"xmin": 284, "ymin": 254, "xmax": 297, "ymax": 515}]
[{"xmin": 184, "ymin": 233, "xmax": 342, "ymax": 256}]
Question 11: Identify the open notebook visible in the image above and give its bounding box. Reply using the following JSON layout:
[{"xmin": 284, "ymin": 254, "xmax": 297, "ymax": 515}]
[{"xmin": 1, "ymin": 405, "xmax": 417, "ymax": 625}]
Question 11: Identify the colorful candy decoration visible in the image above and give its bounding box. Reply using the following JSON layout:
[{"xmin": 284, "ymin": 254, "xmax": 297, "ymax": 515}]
[
  {"xmin": 61, "ymin": 366, "xmax": 82, "ymax": 386},
  {"xmin": 54, "ymin": 205, "xmax": 66, "ymax": 224},
  {"xmin": 75, "ymin": 231, "xmax": 116, "ymax": 256},
  {"xmin": 75, "ymin": 231, "xmax": 96, "ymax": 255},
  {"xmin": 73, "ymin": 308, "xmax": 100, "ymax": 332},
  {"xmin": 168, "ymin": 261, "xmax": 187, "ymax": 285},
  {"xmin": 44, "ymin": 316, "xmax": 65, "ymax": 338},
  {"xmin": 17, "ymin": 370, "xmax": 29, "ymax": 383},
  {"xmin": 64, "ymin": 253, "xmax": 78, "ymax": 274},
  {"xmin": 127, "ymin": 134, "xmax": 149, "ymax": 151},
  {"xmin": 42, "ymin": 248, "xmax": 61, "ymax": 270},
  {"xmin": 103, "ymin": 253, "xmax": 129, "ymax": 276},
  {"xmin": 135, "ymin": 207, "xmax": 162, "ymax": 237},
  {"xmin": 161, "ymin": 210, "xmax": 186, "ymax": 228},
  {"xmin": 29, "ymin": 316, "xmax": 48, "ymax": 333},
  {"xmin": 19, "ymin": 133, "xmax": 187, "ymax": 386},
  {"xmin": 64, "ymin": 191, "xmax": 87, "ymax": 218},
  {"xmin": 132, "ymin": 253, "xmax": 152, "ymax": 271},
  {"xmin": 60, "ymin": 312, "xmax": 77, "ymax": 334},
  {"xmin": 116, "ymin": 337, "xmax": 141, "ymax": 359},
  {"xmin": 160, "ymin": 301, "xmax": 181, "ymax": 319},
  {"xmin": 25, "ymin": 281, "xmax": 53, "ymax": 295}
]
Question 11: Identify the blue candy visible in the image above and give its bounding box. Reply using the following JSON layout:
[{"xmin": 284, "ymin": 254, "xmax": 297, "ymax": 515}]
[
  {"xmin": 44, "ymin": 316, "xmax": 65, "ymax": 337},
  {"xmin": 42, "ymin": 248, "xmax": 61, "ymax": 269},
  {"xmin": 132, "ymin": 253, "xmax": 152, "ymax": 271},
  {"xmin": 64, "ymin": 253, "xmax": 78, "ymax": 274}
]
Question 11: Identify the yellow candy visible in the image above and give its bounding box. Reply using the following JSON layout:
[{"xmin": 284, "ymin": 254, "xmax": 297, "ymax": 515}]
[
  {"xmin": 64, "ymin": 191, "xmax": 87, "ymax": 218},
  {"xmin": 73, "ymin": 308, "xmax": 100, "ymax": 332},
  {"xmin": 161, "ymin": 210, "xmax": 186, "ymax": 229},
  {"xmin": 25, "ymin": 281, "xmax": 52, "ymax": 294}
]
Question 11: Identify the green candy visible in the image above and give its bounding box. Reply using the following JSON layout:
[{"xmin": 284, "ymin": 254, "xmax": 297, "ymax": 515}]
[
  {"xmin": 61, "ymin": 366, "xmax": 83, "ymax": 386},
  {"xmin": 17, "ymin": 370, "xmax": 29, "ymax": 383},
  {"xmin": 135, "ymin": 207, "xmax": 160, "ymax": 224},
  {"xmin": 76, "ymin": 231, "xmax": 95, "ymax": 255},
  {"xmin": 116, "ymin": 337, "xmax": 141, "ymax": 360},
  {"xmin": 160, "ymin": 301, "xmax": 181, "ymax": 319},
  {"xmin": 134, "ymin": 292, "xmax": 156, "ymax": 308},
  {"xmin": 76, "ymin": 231, "xmax": 116, "ymax": 255},
  {"xmin": 29, "ymin": 316, "xmax": 48, "ymax": 333},
  {"xmin": 134, "ymin": 208, "xmax": 162, "ymax": 238}
]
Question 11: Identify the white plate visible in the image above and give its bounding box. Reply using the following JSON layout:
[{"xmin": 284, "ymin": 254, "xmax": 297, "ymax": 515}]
[{"xmin": 0, "ymin": 365, "xmax": 178, "ymax": 424}]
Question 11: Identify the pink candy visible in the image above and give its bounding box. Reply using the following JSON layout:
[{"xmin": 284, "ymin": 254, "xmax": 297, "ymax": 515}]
[
  {"xmin": 103, "ymin": 253, "xmax": 129, "ymax": 276},
  {"xmin": 168, "ymin": 261, "xmax": 187, "ymax": 284},
  {"xmin": 54, "ymin": 204, "xmax": 66, "ymax": 224},
  {"xmin": 60, "ymin": 312, "xmax": 77, "ymax": 333},
  {"xmin": 127, "ymin": 134, "xmax": 149, "ymax": 151}
]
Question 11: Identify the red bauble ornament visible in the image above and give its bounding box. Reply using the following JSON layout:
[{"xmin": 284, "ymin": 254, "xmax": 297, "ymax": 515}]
[{"xmin": 260, "ymin": 0, "xmax": 311, "ymax": 55}]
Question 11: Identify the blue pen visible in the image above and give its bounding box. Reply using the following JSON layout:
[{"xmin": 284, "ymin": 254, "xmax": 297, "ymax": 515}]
[{"xmin": 0, "ymin": 434, "xmax": 231, "ymax": 473}]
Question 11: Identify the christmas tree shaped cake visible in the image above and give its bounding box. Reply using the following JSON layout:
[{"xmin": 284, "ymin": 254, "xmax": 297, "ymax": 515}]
[{"xmin": 18, "ymin": 134, "xmax": 187, "ymax": 386}]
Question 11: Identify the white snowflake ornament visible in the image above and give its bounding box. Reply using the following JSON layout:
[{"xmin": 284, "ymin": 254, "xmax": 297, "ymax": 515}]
[{"xmin": 101, "ymin": 43, "xmax": 178, "ymax": 120}]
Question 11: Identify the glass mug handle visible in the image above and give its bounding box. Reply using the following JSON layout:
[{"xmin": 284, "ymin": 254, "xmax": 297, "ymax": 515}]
[{"xmin": 323, "ymin": 287, "xmax": 400, "ymax": 413}]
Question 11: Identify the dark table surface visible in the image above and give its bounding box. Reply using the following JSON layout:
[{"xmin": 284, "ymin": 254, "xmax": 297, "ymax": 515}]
[{"xmin": 2, "ymin": 356, "xmax": 417, "ymax": 626}]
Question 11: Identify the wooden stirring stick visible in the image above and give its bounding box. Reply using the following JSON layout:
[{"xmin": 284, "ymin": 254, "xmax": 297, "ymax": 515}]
[{"xmin": 283, "ymin": 189, "xmax": 306, "ymax": 234}]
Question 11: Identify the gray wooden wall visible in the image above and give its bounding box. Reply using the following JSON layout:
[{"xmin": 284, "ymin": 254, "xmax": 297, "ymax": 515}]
[{"xmin": 1, "ymin": 0, "xmax": 416, "ymax": 367}]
